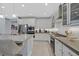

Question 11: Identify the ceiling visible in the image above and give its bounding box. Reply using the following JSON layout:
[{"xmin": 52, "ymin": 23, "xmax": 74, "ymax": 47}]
[{"xmin": 0, "ymin": 3, "xmax": 60, "ymax": 18}]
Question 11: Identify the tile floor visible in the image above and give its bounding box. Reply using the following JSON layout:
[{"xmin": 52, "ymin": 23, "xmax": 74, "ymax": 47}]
[{"xmin": 32, "ymin": 40, "xmax": 54, "ymax": 56}]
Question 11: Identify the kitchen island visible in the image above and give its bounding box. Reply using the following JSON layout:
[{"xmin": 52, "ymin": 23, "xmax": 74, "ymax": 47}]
[{"xmin": 0, "ymin": 34, "xmax": 34, "ymax": 56}]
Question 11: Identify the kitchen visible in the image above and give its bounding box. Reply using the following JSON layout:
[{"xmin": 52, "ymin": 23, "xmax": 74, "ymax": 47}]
[{"xmin": 0, "ymin": 3, "xmax": 79, "ymax": 56}]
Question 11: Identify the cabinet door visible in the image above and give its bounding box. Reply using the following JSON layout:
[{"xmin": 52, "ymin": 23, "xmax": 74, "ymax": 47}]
[
  {"xmin": 67, "ymin": 48, "xmax": 78, "ymax": 56},
  {"xmin": 26, "ymin": 36, "xmax": 34, "ymax": 56},
  {"xmin": 63, "ymin": 45, "xmax": 70, "ymax": 56},
  {"xmin": 62, "ymin": 3, "xmax": 68, "ymax": 25},
  {"xmin": 63, "ymin": 45, "xmax": 78, "ymax": 56},
  {"xmin": 19, "ymin": 35, "xmax": 34, "ymax": 56},
  {"xmin": 35, "ymin": 33, "xmax": 50, "ymax": 42},
  {"xmin": 55, "ymin": 39, "xmax": 63, "ymax": 56},
  {"xmin": 70, "ymin": 3, "xmax": 79, "ymax": 25}
]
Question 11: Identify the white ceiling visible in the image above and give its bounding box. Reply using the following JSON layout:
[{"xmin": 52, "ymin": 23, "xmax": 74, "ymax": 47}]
[{"xmin": 0, "ymin": 3, "xmax": 60, "ymax": 18}]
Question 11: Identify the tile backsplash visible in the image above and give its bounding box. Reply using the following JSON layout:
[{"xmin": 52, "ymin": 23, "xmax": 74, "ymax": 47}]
[
  {"xmin": 55, "ymin": 19, "xmax": 79, "ymax": 39},
  {"xmin": 68, "ymin": 26, "xmax": 79, "ymax": 39}
]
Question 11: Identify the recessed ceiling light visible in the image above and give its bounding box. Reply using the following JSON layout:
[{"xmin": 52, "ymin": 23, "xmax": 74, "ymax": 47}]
[
  {"xmin": 12, "ymin": 14, "xmax": 17, "ymax": 18},
  {"xmin": 0, "ymin": 15, "xmax": 4, "ymax": 18},
  {"xmin": 1, "ymin": 6, "xmax": 5, "ymax": 8},
  {"xmin": 45, "ymin": 3, "xmax": 48, "ymax": 6},
  {"xmin": 21, "ymin": 4, "xmax": 25, "ymax": 7}
]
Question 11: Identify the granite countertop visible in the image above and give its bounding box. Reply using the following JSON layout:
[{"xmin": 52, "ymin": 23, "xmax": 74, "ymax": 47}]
[{"xmin": 50, "ymin": 33, "xmax": 79, "ymax": 55}]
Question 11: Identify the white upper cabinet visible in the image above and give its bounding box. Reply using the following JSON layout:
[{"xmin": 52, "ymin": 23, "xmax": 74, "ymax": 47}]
[
  {"xmin": 62, "ymin": 3, "xmax": 79, "ymax": 26},
  {"xmin": 55, "ymin": 39, "xmax": 63, "ymax": 56},
  {"xmin": 62, "ymin": 3, "xmax": 68, "ymax": 25},
  {"xmin": 70, "ymin": 3, "xmax": 79, "ymax": 25}
]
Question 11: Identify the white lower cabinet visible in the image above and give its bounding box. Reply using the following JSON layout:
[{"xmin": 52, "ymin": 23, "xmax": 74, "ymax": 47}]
[
  {"xmin": 63, "ymin": 45, "xmax": 69, "ymax": 56},
  {"xmin": 55, "ymin": 39, "xmax": 63, "ymax": 56},
  {"xmin": 35, "ymin": 33, "xmax": 50, "ymax": 43},
  {"xmin": 68, "ymin": 49, "xmax": 78, "ymax": 56},
  {"xmin": 19, "ymin": 35, "xmax": 34, "ymax": 56},
  {"xmin": 55, "ymin": 39, "xmax": 78, "ymax": 56},
  {"xmin": 26, "ymin": 36, "xmax": 33, "ymax": 56},
  {"xmin": 63, "ymin": 45, "xmax": 77, "ymax": 56}
]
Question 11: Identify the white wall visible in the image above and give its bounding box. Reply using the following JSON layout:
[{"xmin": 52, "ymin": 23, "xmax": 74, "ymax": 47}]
[
  {"xmin": 35, "ymin": 18, "xmax": 52, "ymax": 29},
  {"xmin": 0, "ymin": 18, "xmax": 11, "ymax": 34},
  {"xmin": 5, "ymin": 19, "xmax": 11, "ymax": 34},
  {"xmin": 0, "ymin": 18, "xmax": 5, "ymax": 34}
]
